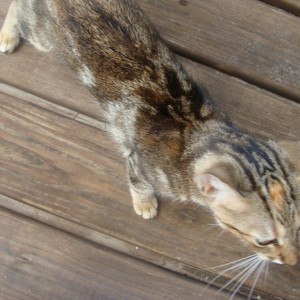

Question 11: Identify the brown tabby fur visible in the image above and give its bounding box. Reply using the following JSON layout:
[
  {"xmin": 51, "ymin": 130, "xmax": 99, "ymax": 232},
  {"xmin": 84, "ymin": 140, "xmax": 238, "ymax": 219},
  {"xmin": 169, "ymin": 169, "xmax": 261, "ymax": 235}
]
[{"xmin": 1, "ymin": 0, "xmax": 299, "ymax": 266}]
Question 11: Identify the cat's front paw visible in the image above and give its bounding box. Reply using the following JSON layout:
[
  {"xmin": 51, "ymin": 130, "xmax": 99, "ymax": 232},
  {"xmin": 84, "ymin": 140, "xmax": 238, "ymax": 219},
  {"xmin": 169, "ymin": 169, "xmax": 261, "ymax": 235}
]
[
  {"xmin": 133, "ymin": 196, "xmax": 158, "ymax": 219},
  {"xmin": 0, "ymin": 30, "xmax": 19, "ymax": 53}
]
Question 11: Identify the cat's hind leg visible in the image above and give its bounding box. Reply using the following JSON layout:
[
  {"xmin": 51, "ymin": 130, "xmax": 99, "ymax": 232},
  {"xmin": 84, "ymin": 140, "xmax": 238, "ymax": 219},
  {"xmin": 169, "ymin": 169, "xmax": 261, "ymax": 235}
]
[
  {"xmin": 0, "ymin": 0, "xmax": 20, "ymax": 53},
  {"xmin": 128, "ymin": 154, "xmax": 158, "ymax": 219}
]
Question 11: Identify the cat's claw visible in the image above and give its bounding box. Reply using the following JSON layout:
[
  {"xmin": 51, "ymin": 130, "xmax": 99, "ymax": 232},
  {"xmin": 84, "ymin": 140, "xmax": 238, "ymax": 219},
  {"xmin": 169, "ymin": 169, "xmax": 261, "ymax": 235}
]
[
  {"xmin": 133, "ymin": 197, "xmax": 158, "ymax": 219},
  {"xmin": 0, "ymin": 30, "xmax": 19, "ymax": 53}
]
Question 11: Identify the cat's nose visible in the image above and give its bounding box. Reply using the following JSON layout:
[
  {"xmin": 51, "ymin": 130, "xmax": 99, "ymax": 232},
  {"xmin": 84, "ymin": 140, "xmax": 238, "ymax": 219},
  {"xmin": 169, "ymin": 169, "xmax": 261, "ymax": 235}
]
[
  {"xmin": 272, "ymin": 249, "xmax": 298, "ymax": 265},
  {"xmin": 282, "ymin": 251, "xmax": 298, "ymax": 266},
  {"xmin": 283, "ymin": 255, "xmax": 297, "ymax": 266}
]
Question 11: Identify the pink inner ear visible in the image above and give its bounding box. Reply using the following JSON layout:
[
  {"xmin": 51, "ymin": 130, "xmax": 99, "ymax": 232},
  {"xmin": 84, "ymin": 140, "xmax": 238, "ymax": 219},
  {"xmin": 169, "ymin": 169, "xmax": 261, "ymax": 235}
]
[
  {"xmin": 200, "ymin": 175, "xmax": 216, "ymax": 194},
  {"xmin": 197, "ymin": 174, "xmax": 223, "ymax": 196},
  {"xmin": 197, "ymin": 174, "xmax": 248, "ymax": 211},
  {"xmin": 202, "ymin": 183, "xmax": 215, "ymax": 194}
]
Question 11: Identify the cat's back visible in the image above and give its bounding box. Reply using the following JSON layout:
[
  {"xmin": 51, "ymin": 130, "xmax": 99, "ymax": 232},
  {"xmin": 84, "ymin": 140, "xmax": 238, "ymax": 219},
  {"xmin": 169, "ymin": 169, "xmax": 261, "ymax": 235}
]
[{"xmin": 18, "ymin": 0, "xmax": 171, "ymax": 97}]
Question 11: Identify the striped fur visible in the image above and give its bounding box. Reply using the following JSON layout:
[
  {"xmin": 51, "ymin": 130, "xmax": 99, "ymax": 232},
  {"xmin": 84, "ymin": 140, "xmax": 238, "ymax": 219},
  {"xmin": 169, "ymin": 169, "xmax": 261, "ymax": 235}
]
[{"xmin": 1, "ymin": 0, "xmax": 299, "ymax": 265}]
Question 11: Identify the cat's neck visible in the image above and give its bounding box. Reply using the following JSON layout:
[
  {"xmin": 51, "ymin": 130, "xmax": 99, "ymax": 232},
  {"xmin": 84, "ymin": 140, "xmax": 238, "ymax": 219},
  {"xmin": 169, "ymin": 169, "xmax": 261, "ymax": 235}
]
[{"xmin": 135, "ymin": 112, "xmax": 262, "ymax": 203}]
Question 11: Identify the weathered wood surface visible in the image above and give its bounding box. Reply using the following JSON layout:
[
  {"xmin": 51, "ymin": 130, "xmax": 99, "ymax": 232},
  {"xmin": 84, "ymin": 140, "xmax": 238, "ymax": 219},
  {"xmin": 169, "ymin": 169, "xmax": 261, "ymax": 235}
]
[
  {"xmin": 1, "ymin": 208, "xmax": 240, "ymax": 300},
  {"xmin": 136, "ymin": 0, "xmax": 300, "ymax": 102},
  {"xmin": 1, "ymin": 41, "xmax": 300, "ymax": 141},
  {"xmin": 0, "ymin": 7, "xmax": 299, "ymax": 141},
  {"xmin": 0, "ymin": 0, "xmax": 300, "ymax": 299},
  {"xmin": 1, "ymin": 91, "xmax": 299, "ymax": 299}
]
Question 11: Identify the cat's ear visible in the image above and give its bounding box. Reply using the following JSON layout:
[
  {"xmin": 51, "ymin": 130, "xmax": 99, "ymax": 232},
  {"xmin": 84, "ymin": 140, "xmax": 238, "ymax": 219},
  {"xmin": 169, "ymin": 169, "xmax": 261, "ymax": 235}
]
[
  {"xmin": 278, "ymin": 141, "xmax": 300, "ymax": 225},
  {"xmin": 278, "ymin": 141, "xmax": 300, "ymax": 182},
  {"xmin": 195, "ymin": 164, "xmax": 248, "ymax": 211}
]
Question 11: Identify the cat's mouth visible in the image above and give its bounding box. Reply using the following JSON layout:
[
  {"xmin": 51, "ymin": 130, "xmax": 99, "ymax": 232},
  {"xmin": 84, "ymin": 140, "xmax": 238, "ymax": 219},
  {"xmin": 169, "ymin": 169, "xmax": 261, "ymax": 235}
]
[
  {"xmin": 256, "ymin": 253, "xmax": 283, "ymax": 265},
  {"xmin": 272, "ymin": 259, "xmax": 283, "ymax": 265},
  {"xmin": 256, "ymin": 252, "xmax": 298, "ymax": 266},
  {"xmin": 216, "ymin": 220, "xmax": 298, "ymax": 266}
]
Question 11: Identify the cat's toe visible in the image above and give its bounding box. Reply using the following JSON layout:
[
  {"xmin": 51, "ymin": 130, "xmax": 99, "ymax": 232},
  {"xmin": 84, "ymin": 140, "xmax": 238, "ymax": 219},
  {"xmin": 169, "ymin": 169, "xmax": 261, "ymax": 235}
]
[
  {"xmin": 0, "ymin": 31, "xmax": 19, "ymax": 53},
  {"xmin": 133, "ymin": 198, "xmax": 158, "ymax": 219}
]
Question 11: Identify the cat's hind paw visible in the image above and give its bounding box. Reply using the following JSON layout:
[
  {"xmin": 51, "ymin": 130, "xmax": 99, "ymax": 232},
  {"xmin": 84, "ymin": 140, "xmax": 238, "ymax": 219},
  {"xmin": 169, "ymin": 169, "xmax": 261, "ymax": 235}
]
[
  {"xmin": 0, "ymin": 30, "xmax": 19, "ymax": 53},
  {"xmin": 133, "ymin": 197, "xmax": 158, "ymax": 219}
]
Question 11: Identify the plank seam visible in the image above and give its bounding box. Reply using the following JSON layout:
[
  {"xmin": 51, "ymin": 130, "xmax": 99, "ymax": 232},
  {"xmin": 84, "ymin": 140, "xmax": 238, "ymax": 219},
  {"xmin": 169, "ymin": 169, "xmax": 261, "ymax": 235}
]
[
  {"xmin": 0, "ymin": 194, "xmax": 283, "ymax": 300},
  {"xmin": 0, "ymin": 192, "xmax": 281, "ymax": 300},
  {"xmin": 0, "ymin": 81, "xmax": 108, "ymax": 132},
  {"xmin": 167, "ymin": 41, "xmax": 300, "ymax": 104}
]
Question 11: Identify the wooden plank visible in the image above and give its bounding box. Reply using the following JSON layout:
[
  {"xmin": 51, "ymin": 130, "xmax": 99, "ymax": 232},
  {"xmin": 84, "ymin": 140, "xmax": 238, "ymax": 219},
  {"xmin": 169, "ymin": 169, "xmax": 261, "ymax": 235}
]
[
  {"xmin": 0, "ymin": 39, "xmax": 300, "ymax": 141},
  {"xmin": 261, "ymin": 0, "xmax": 300, "ymax": 17},
  {"xmin": 182, "ymin": 57, "xmax": 300, "ymax": 141},
  {"xmin": 1, "ymin": 208, "xmax": 238, "ymax": 300},
  {"xmin": 135, "ymin": 0, "xmax": 300, "ymax": 102},
  {"xmin": 1, "ymin": 1, "xmax": 300, "ymax": 140},
  {"xmin": 1, "ymin": 1, "xmax": 299, "ymax": 140},
  {"xmin": 0, "ymin": 0, "xmax": 104, "ymax": 121},
  {"xmin": 0, "ymin": 82, "xmax": 78, "ymax": 119},
  {"xmin": 2, "ymin": 193, "xmax": 276, "ymax": 300},
  {"xmin": 0, "ymin": 82, "xmax": 107, "ymax": 131},
  {"xmin": 0, "ymin": 40, "xmax": 104, "ymax": 121},
  {"xmin": 0, "ymin": 92, "xmax": 299, "ymax": 300}
]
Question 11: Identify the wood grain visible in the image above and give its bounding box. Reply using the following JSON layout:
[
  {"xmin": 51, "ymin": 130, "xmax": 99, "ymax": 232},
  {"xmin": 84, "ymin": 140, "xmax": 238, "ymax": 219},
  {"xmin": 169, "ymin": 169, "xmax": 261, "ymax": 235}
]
[
  {"xmin": 0, "ymin": 41, "xmax": 300, "ymax": 141},
  {"xmin": 136, "ymin": 0, "xmax": 300, "ymax": 102},
  {"xmin": 0, "ymin": 82, "xmax": 107, "ymax": 131},
  {"xmin": 182, "ymin": 57, "xmax": 300, "ymax": 141},
  {"xmin": 1, "ymin": 208, "xmax": 240, "ymax": 300},
  {"xmin": 1, "ymin": 92, "xmax": 299, "ymax": 299},
  {"xmin": 0, "ymin": 1, "xmax": 300, "ymax": 299}
]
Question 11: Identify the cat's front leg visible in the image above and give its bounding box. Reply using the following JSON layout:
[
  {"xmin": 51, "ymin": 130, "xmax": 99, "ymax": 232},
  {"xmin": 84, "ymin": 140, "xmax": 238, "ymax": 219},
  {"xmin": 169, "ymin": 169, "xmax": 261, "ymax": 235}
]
[
  {"xmin": 0, "ymin": 0, "xmax": 20, "ymax": 53},
  {"xmin": 127, "ymin": 154, "xmax": 158, "ymax": 219}
]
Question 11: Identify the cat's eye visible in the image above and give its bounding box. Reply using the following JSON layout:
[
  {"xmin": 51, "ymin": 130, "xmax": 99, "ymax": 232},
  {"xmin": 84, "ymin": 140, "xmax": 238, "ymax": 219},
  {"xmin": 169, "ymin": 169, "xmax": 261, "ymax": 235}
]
[{"xmin": 256, "ymin": 238, "xmax": 278, "ymax": 246}]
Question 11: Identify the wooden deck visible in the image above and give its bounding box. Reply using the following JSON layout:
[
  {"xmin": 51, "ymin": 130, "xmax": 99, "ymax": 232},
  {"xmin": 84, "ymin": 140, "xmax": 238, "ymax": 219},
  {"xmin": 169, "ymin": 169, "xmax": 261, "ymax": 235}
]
[{"xmin": 0, "ymin": 0, "xmax": 300, "ymax": 299}]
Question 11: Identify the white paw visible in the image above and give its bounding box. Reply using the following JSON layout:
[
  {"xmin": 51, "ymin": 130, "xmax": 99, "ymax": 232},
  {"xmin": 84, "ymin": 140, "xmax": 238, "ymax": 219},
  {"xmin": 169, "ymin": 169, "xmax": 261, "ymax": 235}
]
[
  {"xmin": 0, "ymin": 30, "xmax": 19, "ymax": 53},
  {"xmin": 133, "ymin": 197, "xmax": 158, "ymax": 219}
]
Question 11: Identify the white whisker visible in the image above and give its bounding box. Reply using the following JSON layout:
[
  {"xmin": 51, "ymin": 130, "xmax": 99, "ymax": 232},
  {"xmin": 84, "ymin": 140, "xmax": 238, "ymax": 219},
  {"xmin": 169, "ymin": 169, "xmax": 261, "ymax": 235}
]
[
  {"xmin": 212, "ymin": 229, "xmax": 225, "ymax": 245},
  {"xmin": 202, "ymin": 256, "xmax": 259, "ymax": 296},
  {"xmin": 207, "ymin": 254, "xmax": 257, "ymax": 270},
  {"xmin": 229, "ymin": 259, "xmax": 262, "ymax": 300},
  {"xmin": 217, "ymin": 264, "xmax": 253, "ymax": 294},
  {"xmin": 229, "ymin": 261, "xmax": 257, "ymax": 292},
  {"xmin": 263, "ymin": 260, "xmax": 270, "ymax": 285},
  {"xmin": 216, "ymin": 259, "xmax": 259, "ymax": 295},
  {"xmin": 247, "ymin": 261, "xmax": 265, "ymax": 300},
  {"xmin": 204, "ymin": 223, "xmax": 219, "ymax": 227},
  {"xmin": 200, "ymin": 224, "xmax": 222, "ymax": 235}
]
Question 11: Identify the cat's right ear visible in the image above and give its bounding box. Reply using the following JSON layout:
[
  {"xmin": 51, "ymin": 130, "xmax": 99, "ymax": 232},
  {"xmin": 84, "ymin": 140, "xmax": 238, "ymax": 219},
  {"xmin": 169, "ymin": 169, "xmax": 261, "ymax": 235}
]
[{"xmin": 195, "ymin": 171, "xmax": 248, "ymax": 211}]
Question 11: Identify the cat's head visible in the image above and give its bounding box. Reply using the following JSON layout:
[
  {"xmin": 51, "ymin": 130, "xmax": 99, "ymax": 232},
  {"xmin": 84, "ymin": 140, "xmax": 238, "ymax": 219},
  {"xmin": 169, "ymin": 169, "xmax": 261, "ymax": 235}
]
[{"xmin": 194, "ymin": 140, "xmax": 300, "ymax": 265}]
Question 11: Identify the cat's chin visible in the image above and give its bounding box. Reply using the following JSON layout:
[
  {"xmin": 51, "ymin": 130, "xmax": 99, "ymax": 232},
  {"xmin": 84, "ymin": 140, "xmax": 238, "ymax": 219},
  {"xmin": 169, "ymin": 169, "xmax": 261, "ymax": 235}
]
[
  {"xmin": 258, "ymin": 255, "xmax": 293, "ymax": 265},
  {"xmin": 272, "ymin": 259, "xmax": 283, "ymax": 265},
  {"xmin": 256, "ymin": 253, "xmax": 283, "ymax": 265}
]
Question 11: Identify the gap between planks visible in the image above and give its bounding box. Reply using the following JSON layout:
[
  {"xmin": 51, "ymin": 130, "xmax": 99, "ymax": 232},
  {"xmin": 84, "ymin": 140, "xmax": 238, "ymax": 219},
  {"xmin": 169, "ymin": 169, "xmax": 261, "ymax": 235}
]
[
  {"xmin": 166, "ymin": 40, "xmax": 300, "ymax": 105},
  {"xmin": 1, "ymin": 1, "xmax": 300, "ymax": 104},
  {"xmin": 1, "ymin": 73, "xmax": 296, "ymax": 299},
  {"xmin": 1, "ymin": 207, "xmax": 245, "ymax": 300},
  {"xmin": 0, "ymin": 82, "xmax": 107, "ymax": 132},
  {"xmin": 136, "ymin": 0, "xmax": 300, "ymax": 104},
  {"xmin": 0, "ymin": 193, "xmax": 280, "ymax": 300},
  {"xmin": 0, "ymin": 74, "xmax": 290, "ymax": 299}
]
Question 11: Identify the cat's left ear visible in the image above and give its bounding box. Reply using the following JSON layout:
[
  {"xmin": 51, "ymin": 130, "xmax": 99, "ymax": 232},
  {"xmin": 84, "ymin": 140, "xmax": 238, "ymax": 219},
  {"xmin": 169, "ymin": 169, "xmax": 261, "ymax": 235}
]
[
  {"xmin": 278, "ymin": 141, "xmax": 300, "ymax": 182},
  {"xmin": 195, "ymin": 164, "xmax": 248, "ymax": 211},
  {"xmin": 278, "ymin": 141, "xmax": 300, "ymax": 223}
]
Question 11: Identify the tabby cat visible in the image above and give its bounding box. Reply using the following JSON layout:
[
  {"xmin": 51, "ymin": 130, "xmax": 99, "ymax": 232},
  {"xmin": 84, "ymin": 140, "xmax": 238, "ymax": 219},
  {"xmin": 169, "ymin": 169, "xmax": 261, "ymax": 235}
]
[{"xmin": 1, "ymin": 0, "xmax": 299, "ymax": 268}]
